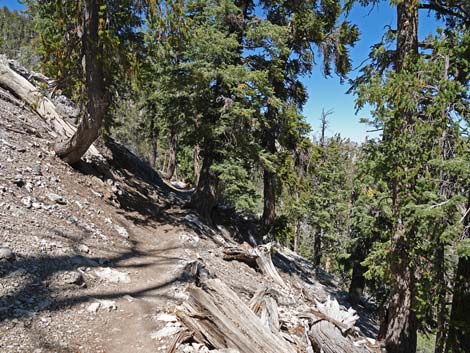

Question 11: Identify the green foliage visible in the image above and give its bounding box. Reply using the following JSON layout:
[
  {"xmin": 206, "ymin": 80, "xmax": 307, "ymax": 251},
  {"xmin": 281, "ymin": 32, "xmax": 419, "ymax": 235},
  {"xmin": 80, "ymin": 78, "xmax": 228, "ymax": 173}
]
[
  {"xmin": 417, "ymin": 333, "xmax": 436, "ymax": 353},
  {"xmin": 212, "ymin": 159, "xmax": 260, "ymax": 214},
  {"xmin": 24, "ymin": 0, "xmax": 148, "ymax": 99}
]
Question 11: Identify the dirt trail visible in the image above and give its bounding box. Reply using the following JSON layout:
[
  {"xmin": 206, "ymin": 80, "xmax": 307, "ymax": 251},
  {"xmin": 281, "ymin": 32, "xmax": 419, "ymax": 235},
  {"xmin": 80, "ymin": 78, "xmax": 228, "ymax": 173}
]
[
  {"xmin": 0, "ymin": 89, "xmax": 204, "ymax": 352},
  {"xmin": 95, "ymin": 222, "xmax": 192, "ymax": 353}
]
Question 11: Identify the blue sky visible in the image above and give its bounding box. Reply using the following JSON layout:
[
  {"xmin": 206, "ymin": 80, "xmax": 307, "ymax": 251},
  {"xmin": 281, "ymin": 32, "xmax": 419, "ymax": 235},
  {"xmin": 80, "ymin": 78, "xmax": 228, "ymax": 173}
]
[
  {"xmin": 303, "ymin": 3, "xmax": 441, "ymax": 142},
  {"xmin": 2, "ymin": 0, "xmax": 440, "ymax": 142}
]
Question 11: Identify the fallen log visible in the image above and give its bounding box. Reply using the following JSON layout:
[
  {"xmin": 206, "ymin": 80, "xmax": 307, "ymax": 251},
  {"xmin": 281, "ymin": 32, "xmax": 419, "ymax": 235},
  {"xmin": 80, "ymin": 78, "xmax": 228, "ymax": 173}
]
[
  {"xmin": 223, "ymin": 243, "xmax": 286, "ymax": 288},
  {"xmin": 223, "ymin": 245, "xmax": 258, "ymax": 268},
  {"xmin": 304, "ymin": 297, "xmax": 365, "ymax": 353},
  {"xmin": 254, "ymin": 245, "xmax": 286, "ymax": 287},
  {"xmin": 249, "ymin": 288, "xmax": 280, "ymax": 334},
  {"xmin": 166, "ymin": 329, "xmax": 193, "ymax": 353},
  {"xmin": 177, "ymin": 276, "xmax": 296, "ymax": 353},
  {"xmin": 0, "ymin": 56, "xmax": 101, "ymax": 158}
]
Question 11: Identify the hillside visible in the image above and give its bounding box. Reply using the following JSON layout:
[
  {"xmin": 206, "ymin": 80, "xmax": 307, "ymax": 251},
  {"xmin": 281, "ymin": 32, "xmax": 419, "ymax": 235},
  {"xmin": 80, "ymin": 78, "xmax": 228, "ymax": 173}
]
[{"xmin": 0, "ymin": 60, "xmax": 379, "ymax": 353}]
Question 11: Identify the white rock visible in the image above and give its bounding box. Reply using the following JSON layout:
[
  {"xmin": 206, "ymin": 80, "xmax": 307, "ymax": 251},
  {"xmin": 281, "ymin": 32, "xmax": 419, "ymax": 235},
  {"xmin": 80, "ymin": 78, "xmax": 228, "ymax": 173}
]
[
  {"xmin": 0, "ymin": 247, "xmax": 13, "ymax": 260},
  {"xmin": 192, "ymin": 343, "xmax": 209, "ymax": 353},
  {"xmin": 47, "ymin": 192, "xmax": 67, "ymax": 205},
  {"xmin": 94, "ymin": 267, "xmax": 130, "ymax": 283},
  {"xmin": 181, "ymin": 344, "xmax": 194, "ymax": 353},
  {"xmin": 21, "ymin": 197, "xmax": 32, "ymax": 208},
  {"xmin": 25, "ymin": 182, "xmax": 33, "ymax": 193},
  {"xmin": 87, "ymin": 302, "xmax": 101, "ymax": 313},
  {"xmin": 123, "ymin": 295, "xmax": 134, "ymax": 302},
  {"xmin": 150, "ymin": 324, "xmax": 181, "ymax": 340},
  {"xmin": 98, "ymin": 300, "xmax": 117, "ymax": 311},
  {"xmin": 77, "ymin": 244, "xmax": 90, "ymax": 254},
  {"xmin": 155, "ymin": 313, "xmax": 178, "ymax": 322},
  {"xmin": 173, "ymin": 290, "xmax": 189, "ymax": 301},
  {"xmin": 114, "ymin": 224, "xmax": 129, "ymax": 239}
]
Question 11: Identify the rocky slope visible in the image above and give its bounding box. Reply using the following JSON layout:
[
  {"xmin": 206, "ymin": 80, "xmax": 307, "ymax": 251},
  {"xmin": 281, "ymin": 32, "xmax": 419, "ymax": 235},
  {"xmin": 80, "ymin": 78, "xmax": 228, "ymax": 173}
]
[{"xmin": 0, "ymin": 60, "xmax": 379, "ymax": 353}]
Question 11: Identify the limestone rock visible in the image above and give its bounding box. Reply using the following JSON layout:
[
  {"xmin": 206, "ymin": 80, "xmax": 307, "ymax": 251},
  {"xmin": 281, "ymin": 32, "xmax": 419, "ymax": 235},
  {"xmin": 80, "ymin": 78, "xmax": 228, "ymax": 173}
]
[{"xmin": 0, "ymin": 247, "xmax": 14, "ymax": 261}]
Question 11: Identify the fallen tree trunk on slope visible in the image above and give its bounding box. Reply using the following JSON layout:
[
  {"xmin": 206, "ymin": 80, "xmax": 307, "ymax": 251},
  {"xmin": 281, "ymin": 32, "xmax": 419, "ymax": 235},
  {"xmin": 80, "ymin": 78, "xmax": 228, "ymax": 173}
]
[
  {"xmin": 175, "ymin": 261, "xmax": 376, "ymax": 353},
  {"xmin": 0, "ymin": 56, "xmax": 101, "ymax": 159},
  {"xmin": 223, "ymin": 243, "xmax": 286, "ymax": 288},
  {"xmin": 249, "ymin": 287, "xmax": 280, "ymax": 334},
  {"xmin": 177, "ymin": 277, "xmax": 296, "ymax": 353},
  {"xmin": 302, "ymin": 297, "xmax": 368, "ymax": 353}
]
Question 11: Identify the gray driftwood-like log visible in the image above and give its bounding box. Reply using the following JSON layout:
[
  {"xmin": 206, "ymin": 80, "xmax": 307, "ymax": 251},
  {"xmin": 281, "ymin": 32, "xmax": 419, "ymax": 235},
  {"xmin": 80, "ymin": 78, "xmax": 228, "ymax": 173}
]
[
  {"xmin": 166, "ymin": 329, "xmax": 193, "ymax": 353},
  {"xmin": 223, "ymin": 246, "xmax": 258, "ymax": 267},
  {"xmin": 304, "ymin": 297, "xmax": 366, "ymax": 353},
  {"xmin": 0, "ymin": 56, "xmax": 100, "ymax": 158},
  {"xmin": 177, "ymin": 277, "xmax": 296, "ymax": 353},
  {"xmin": 223, "ymin": 243, "xmax": 286, "ymax": 288},
  {"xmin": 249, "ymin": 288, "xmax": 280, "ymax": 334}
]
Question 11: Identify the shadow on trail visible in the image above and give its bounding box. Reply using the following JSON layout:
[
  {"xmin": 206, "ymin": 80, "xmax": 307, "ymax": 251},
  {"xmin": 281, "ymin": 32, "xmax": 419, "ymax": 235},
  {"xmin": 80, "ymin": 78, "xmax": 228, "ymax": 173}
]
[{"xmin": 0, "ymin": 242, "xmax": 188, "ymax": 323}]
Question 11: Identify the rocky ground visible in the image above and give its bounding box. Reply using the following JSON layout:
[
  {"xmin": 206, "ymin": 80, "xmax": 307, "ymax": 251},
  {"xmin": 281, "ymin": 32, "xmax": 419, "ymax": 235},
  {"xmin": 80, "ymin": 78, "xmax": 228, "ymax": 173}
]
[{"xmin": 0, "ymin": 83, "xmax": 378, "ymax": 353}]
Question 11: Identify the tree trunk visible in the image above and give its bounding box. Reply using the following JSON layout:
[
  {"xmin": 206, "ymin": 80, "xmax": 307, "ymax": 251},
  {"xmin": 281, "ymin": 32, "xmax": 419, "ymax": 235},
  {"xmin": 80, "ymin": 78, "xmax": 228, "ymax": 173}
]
[
  {"xmin": 190, "ymin": 144, "xmax": 217, "ymax": 223},
  {"xmin": 313, "ymin": 228, "xmax": 322, "ymax": 267},
  {"xmin": 446, "ymin": 195, "xmax": 470, "ymax": 353},
  {"xmin": 379, "ymin": 224, "xmax": 417, "ymax": 353},
  {"xmin": 163, "ymin": 131, "xmax": 177, "ymax": 180},
  {"xmin": 379, "ymin": 3, "xmax": 419, "ymax": 352},
  {"xmin": 294, "ymin": 220, "xmax": 301, "ymax": 253},
  {"xmin": 193, "ymin": 144, "xmax": 201, "ymax": 186},
  {"xmin": 434, "ymin": 241, "xmax": 447, "ymax": 353},
  {"xmin": 261, "ymin": 126, "xmax": 277, "ymax": 235},
  {"xmin": 395, "ymin": 0, "xmax": 419, "ymax": 73},
  {"xmin": 0, "ymin": 58, "xmax": 100, "ymax": 158},
  {"xmin": 262, "ymin": 168, "xmax": 276, "ymax": 235},
  {"xmin": 348, "ymin": 260, "xmax": 366, "ymax": 305},
  {"xmin": 54, "ymin": 0, "xmax": 108, "ymax": 165},
  {"xmin": 445, "ymin": 256, "xmax": 470, "ymax": 353},
  {"xmin": 150, "ymin": 129, "xmax": 158, "ymax": 169}
]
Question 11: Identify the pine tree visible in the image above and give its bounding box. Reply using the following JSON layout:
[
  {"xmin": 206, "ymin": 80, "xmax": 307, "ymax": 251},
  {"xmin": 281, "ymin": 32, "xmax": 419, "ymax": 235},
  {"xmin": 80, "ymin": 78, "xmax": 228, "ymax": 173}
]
[
  {"xmin": 348, "ymin": 1, "xmax": 470, "ymax": 352},
  {"xmin": 24, "ymin": 0, "xmax": 157, "ymax": 164}
]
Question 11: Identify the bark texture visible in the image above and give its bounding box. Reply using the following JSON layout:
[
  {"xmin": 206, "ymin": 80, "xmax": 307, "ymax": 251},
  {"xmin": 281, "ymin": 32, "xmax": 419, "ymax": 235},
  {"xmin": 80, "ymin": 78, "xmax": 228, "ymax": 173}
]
[
  {"xmin": 162, "ymin": 132, "xmax": 177, "ymax": 180},
  {"xmin": 380, "ymin": 225, "xmax": 417, "ymax": 353},
  {"xmin": 348, "ymin": 260, "xmax": 366, "ymax": 305},
  {"xmin": 54, "ymin": 0, "xmax": 108, "ymax": 165},
  {"xmin": 176, "ymin": 261, "xmax": 371, "ymax": 353},
  {"xmin": 261, "ymin": 167, "xmax": 276, "ymax": 235},
  {"xmin": 313, "ymin": 228, "xmax": 322, "ymax": 267},
  {"xmin": 445, "ymin": 256, "xmax": 470, "ymax": 353},
  {"xmin": 193, "ymin": 144, "xmax": 201, "ymax": 186},
  {"xmin": 190, "ymin": 148, "xmax": 218, "ymax": 223},
  {"xmin": 178, "ymin": 278, "xmax": 296, "ymax": 353}
]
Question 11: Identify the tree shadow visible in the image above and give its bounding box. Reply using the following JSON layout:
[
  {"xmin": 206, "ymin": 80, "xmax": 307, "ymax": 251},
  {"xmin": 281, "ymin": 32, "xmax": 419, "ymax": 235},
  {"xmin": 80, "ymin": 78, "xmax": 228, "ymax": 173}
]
[
  {"xmin": 0, "ymin": 241, "xmax": 190, "ymax": 323},
  {"xmin": 71, "ymin": 137, "xmax": 193, "ymax": 230}
]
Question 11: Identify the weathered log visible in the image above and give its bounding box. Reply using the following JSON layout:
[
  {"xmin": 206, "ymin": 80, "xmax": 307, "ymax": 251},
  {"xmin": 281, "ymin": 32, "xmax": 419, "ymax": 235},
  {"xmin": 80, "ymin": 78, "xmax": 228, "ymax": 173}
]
[
  {"xmin": 249, "ymin": 288, "xmax": 280, "ymax": 334},
  {"xmin": 0, "ymin": 56, "xmax": 100, "ymax": 158},
  {"xmin": 304, "ymin": 297, "xmax": 365, "ymax": 353},
  {"xmin": 166, "ymin": 329, "xmax": 193, "ymax": 353},
  {"xmin": 223, "ymin": 246, "xmax": 258, "ymax": 268},
  {"xmin": 223, "ymin": 244, "xmax": 286, "ymax": 288},
  {"xmin": 177, "ymin": 277, "xmax": 296, "ymax": 353},
  {"xmin": 254, "ymin": 244, "xmax": 286, "ymax": 288}
]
